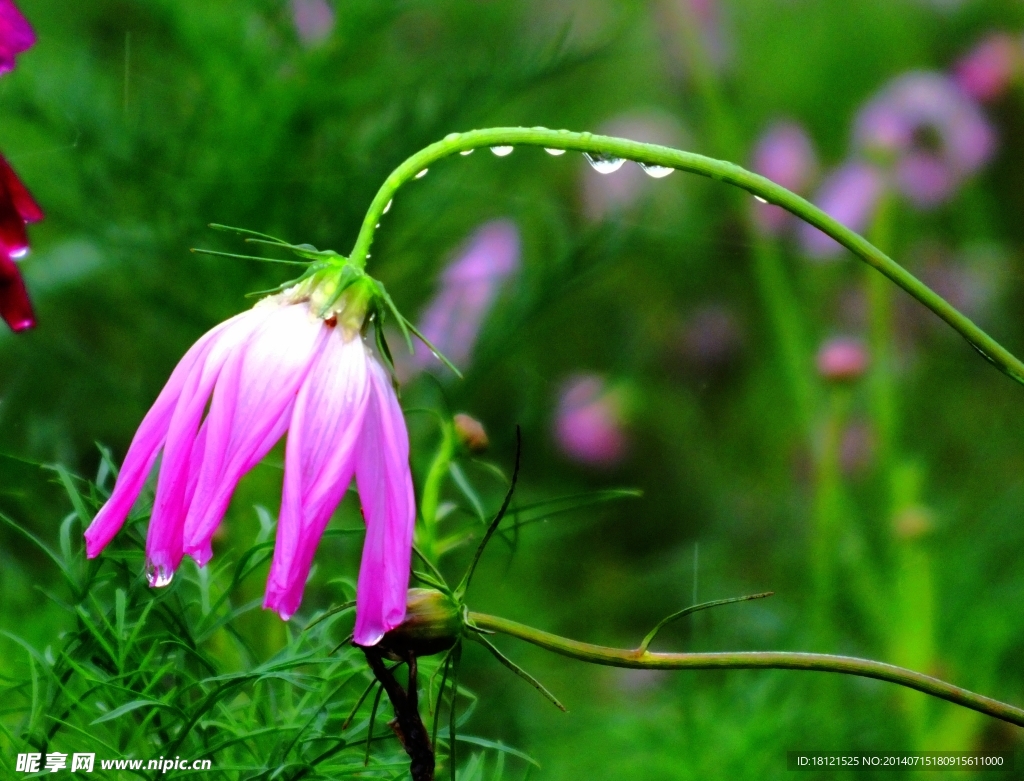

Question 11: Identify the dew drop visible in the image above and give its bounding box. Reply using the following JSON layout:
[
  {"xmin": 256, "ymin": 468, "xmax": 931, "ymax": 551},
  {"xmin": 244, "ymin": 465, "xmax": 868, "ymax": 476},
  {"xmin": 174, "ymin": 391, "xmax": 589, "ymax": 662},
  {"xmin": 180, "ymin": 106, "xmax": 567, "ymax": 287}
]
[
  {"xmin": 490, "ymin": 145, "xmax": 514, "ymax": 157},
  {"xmin": 383, "ymin": 199, "xmax": 392, "ymax": 213},
  {"xmin": 444, "ymin": 132, "xmax": 461, "ymax": 141},
  {"xmin": 544, "ymin": 148, "xmax": 566, "ymax": 156},
  {"xmin": 584, "ymin": 153, "xmax": 625, "ymax": 174},
  {"xmin": 753, "ymin": 195, "xmax": 767, "ymax": 203},
  {"xmin": 640, "ymin": 163, "xmax": 674, "ymax": 179},
  {"xmin": 375, "ymin": 223, "xmax": 380, "ymax": 228},
  {"xmin": 460, "ymin": 149, "xmax": 474, "ymax": 156},
  {"xmin": 415, "ymin": 169, "xmax": 428, "ymax": 179},
  {"xmin": 145, "ymin": 561, "xmax": 174, "ymax": 588},
  {"xmin": 279, "ymin": 610, "xmax": 294, "ymax": 621},
  {"xmin": 9, "ymin": 247, "xmax": 28, "ymax": 259}
]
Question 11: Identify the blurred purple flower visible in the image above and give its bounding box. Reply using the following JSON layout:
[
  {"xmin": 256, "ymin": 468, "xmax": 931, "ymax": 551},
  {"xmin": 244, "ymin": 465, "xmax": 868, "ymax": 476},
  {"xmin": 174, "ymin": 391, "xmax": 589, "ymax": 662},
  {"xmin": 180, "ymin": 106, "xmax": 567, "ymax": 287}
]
[
  {"xmin": 657, "ymin": 0, "xmax": 730, "ymax": 76},
  {"xmin": 853, "ymin": 71, "xmax": 995, "ymax": 207},
  {"xmin": 679, "ymin": 304, "xmax": 743, "ymax": 370},
  {"xmin": 554, "ymin": 374, "xmax": 627, "ymax": 467},
  {"xmin": 412, "ymin": 220, "xmax": 520, "ymax": 373},
  {"xmin": 954, "ymin": 33, "xmax": 1020, "ymax": 103},
  {"xmin": 582, "ymin": 114, "xmax": 684, "ymax": 221},
  {"xmin": 291, "ymin": 0, "xmax": 335, "ymax": 46},
  {"xmin": 0, "ymin": 0, "xmax": 34, "ymax": 75},
  {"xmin": 816, "ymin": 337, "xmax": 869, "ymax": 381},
  {"xmin": 750, "ymin": 121, "xmax": 817, "ymax": 234},
  {"xmin": 799, "ymin": 162, "xmax": 885, "ymax": 259}
]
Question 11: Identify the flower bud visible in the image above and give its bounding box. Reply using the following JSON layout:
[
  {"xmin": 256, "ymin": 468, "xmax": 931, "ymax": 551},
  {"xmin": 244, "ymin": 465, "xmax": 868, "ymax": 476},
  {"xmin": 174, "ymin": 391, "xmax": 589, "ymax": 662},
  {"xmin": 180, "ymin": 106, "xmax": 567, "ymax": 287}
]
[
  {"xmin": 453, "ymin": 413, "xmax": 489, "ymax": 453},
  {"xmin": 378, "ymin": 588, "xmax": 463, "ymax": 657},
  {"xmin": 816, "ymin": 337, "xmax": 869, "ymax": 382}
]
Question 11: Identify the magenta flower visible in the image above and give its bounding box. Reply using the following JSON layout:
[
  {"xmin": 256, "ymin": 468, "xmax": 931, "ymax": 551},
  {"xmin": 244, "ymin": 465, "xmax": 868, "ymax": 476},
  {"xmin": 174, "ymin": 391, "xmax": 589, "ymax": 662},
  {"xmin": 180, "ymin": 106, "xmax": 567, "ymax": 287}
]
[
  {"xmin": 816, "ymin": 337, "xmax": 869, "ymax": 381},
  {"xmin": 0, "ymin": 154, "xmax": 42, "ymax": 331},
  {"xmin": 0, "ymin": 0, "xmax": 34, "ymax": 75},
  {"xmin": 84, "ymin": 285, "xmax": 415, "ymax": 647},
  {"xmin": 750, "ymin": 121, "xmax": 817, "ymax": 235},
  {"xmin": 411, "ymin": 220, "xmax": 519, "ymax": 373},
  {"xmin": 554, "ymin": 374, "xmax": 627, "ymax": 467},
  {"xmin": 853, "ymin": 71, "xmax": 995, "ymax": 207},
  {"xmin": 799, "ymin": 162, "xmax": 886, "ymax": 259},
  {"xmin": 954, "ymin": 33, "xmax": 1020, "ymax": 103},
  {"xmin": 291, "ymin": 0, "xmax": 335, "ymax": 46}
]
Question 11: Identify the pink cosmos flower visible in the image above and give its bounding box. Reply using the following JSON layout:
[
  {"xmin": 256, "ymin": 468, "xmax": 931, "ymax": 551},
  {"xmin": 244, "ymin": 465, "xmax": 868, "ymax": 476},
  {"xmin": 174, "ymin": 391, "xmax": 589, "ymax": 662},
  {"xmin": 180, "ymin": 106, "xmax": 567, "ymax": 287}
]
[
  {"xmin": 411, "ymin": 220, "xmax": 519, "ymax": 373},
  {"xmin": 799, "ymin": 162, "xmax": 886, "ymax": 260},
  {"xmin": 0, "ymin": 153, "xmax": 43, "ymax": 331},
  {"xmin": 84, "ymin": 287, "xmax": 415, "ymax": 647},
  {"xmin": 954, "ymin": 33, "xmax": 1020, "ymax": 103},
  {"xmin": 554, "ymin": 374, "xmax": 627, "ymax": 467},
  {"xmin": 816, "ymin": 337, "xmax": 869, "ymax": 381},
  {"xmin": 750, "ymin": 121, "xmax": 817, "ymax": 235},
  {"xmin": 0, "ymin": 0, "xmax": 34, "ymax": 75}
]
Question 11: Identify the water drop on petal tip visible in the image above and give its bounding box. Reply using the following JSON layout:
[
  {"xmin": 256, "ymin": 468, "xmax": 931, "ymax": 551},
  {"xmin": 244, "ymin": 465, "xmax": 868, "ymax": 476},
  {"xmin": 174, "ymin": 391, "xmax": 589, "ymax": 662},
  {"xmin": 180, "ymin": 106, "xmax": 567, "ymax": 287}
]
[
  {"xmin": 584, "ymin": 153, "xmax": 625, "ymax": 174},
  {"xmin": 9, "ymin": 248, "xmax": 28, "ymax": 259},
  {"xmin": 383, "ymin": 199, "xmax": 392, "ymax": 213},
  {"xmin": 544, "ymin": 148, "xmax": 566, "ymax": 156},
  {"xmin": 145, "ymin": 562, "xmax": 174, "ymax": 588},
  {"xmin": 459, "ymin": 149, "xmax": 474, "ymax": 155},
  {"xmin": 415, "ymin": 169, "xmax": 428, "ymax": 179},
  {"xmin": 490, "ymin": 145, "xmax": 514, "ymax": 157},
  {"xmin": 279, "ymin": 610, "xmax": 293, "ymax": 622},
  {"xmin": 754, "ymin": 195, "xmax": 767, "ymax": 203},
  {"xmin": 640, "ymin": 163, "xmax": 674, "ymax": 179}
]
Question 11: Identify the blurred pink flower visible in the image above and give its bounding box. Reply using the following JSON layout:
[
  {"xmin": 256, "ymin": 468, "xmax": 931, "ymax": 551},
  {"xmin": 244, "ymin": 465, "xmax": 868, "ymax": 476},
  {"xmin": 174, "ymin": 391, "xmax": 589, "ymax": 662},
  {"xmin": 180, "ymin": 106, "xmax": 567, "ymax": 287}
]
[
  {"xmin": 750, "ymin": 121, "xmax": 817, "ymax": 234},
  {"xmin": 853, "ymin": 71, "xmax": 995, "ymax": 207},
  {"xmin": 412, "ymin": 219, "xmax": 520, "ymax": 373},
  {"xmin": 0, "ymin": 153, "xmax": 42, "ymax": 332},
  {"xmin": 582, "ymin": 114, "xmax": 684, "ymax": 221},
  {"xmin": 799, "ymin": 162, "xmax": 885, "ymax": 259},
  {"xmin": 84, "ymin": 296, "xmax": 415, "ymax": 647},
  {"xmin": 0, "ymin": 0, "xmax": 34, "ymax": 75},
  {"xmin": 816, "ymin": 337, "xmax": 869, "ymax": 381},
  {"xmin": 679, "ymin": 304, "xmax": 743, "ymax": 370},
  {"xmin": 554, "ymin": 374, "xmax": 627, "ymax": 466},
  {"xmin": 657, "ymin": 0, "xmax": 731, "ymax": 77},
  {"xmin": 954, "ymin": 33, "xmax": 1020, "ymax": 103},
  {"xmin": 291, "ymin": 0, "xmax": 335, "ymax": 46}
]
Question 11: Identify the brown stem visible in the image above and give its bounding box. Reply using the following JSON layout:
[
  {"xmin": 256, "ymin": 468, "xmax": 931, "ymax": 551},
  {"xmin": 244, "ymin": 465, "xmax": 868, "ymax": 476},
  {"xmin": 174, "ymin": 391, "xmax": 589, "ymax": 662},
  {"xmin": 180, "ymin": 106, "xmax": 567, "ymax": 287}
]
[{"xmin": 362, "ymin": 647, "xmax": 435, "ymax": 781}]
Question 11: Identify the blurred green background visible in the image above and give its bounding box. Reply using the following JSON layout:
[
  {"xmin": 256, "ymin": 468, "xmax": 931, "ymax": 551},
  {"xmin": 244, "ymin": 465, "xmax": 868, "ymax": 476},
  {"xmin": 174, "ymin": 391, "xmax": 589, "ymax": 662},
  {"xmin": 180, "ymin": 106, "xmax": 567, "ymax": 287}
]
[{"xmin": 2, "ymin": 0, "xmax": 1024, "ymax": 778}]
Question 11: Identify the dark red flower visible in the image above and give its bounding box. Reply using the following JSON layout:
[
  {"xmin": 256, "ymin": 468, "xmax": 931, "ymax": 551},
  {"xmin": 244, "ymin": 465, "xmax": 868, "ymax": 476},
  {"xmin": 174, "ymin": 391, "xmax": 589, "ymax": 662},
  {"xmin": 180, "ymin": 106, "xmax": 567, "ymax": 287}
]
[
  {"xmin": 0, "ymin": 155, "xmax": 42, "ymax": 331},
  {"xmin": 0, "ymin": 0, "xmax": 35, "ymax": 75}
]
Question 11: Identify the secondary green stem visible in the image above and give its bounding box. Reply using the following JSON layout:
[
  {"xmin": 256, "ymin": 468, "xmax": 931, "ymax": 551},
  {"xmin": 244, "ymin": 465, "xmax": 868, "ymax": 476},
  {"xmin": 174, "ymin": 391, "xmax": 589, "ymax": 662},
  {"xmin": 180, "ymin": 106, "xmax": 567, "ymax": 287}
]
[
  {"xmin": 467, "ymin": 611, "xmax": 1024, "ymax": 728},
  {"xmin": 351, "ymin": 127, "xmax": 1024, "ymax": 387}
]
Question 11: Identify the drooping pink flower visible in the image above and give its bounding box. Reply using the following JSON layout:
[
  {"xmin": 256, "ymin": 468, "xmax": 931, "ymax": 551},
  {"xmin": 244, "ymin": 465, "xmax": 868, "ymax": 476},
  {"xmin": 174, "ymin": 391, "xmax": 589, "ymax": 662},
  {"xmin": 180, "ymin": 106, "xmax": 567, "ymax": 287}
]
[
  {"xmin": 0, "ymin": 154, "xmax": 42, "ymax": 331},
  {"xmin": 0, "ymin": 0, "xmax": 34, "ymax": 75},
  {"xmin": 291, "ymin": 0, "xmax": 335, "ymax": 46},
  {"xmin": 954, "ymin": 33, "xmax": 1020, "ymax": 103},
  {"xmin": 84, "ymin": 288, "xmax": 415, "ymax": 647},
  {"xmin": 816, "ymin": 337, "xmax": 869, "ymax": 381},
  {"xmin": 554, "ymin": 374, "xmax": 627, "ymax": 467},
  {"xmin": 750, "ymin": 121, "xmax": 818, "ymax": 234},
  {"xmin": 411, "ymin": 220, "xmax": 519, "ymax": 373},
  {"xmin": 799, "ymin": 161, "xmax": 885, "ymax": 259},
  {"xmin": 853, "ymin": 71, "xmax": 995, "ymax": 208}
]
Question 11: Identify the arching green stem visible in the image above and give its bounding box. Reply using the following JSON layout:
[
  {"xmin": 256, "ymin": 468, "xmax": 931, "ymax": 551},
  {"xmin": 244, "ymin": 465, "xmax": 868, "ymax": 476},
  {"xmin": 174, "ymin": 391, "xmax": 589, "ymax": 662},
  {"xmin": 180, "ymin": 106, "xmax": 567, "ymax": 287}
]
[
  {"xmin": 351, "ymin": 127, "xmax": 1024, "ymax": 386},
  {"xmin": 467, "ymin": 611, "xmax": 1024, "ymax": 728}
]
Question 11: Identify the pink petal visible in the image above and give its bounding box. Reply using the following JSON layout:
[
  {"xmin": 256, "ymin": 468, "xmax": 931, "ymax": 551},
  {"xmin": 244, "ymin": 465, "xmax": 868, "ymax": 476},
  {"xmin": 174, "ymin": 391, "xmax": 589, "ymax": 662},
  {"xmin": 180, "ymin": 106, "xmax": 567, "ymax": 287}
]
[
  {"xmin": 182, "ymin": 304, "xmax": 326, "ymax": 561},
  {"xmin": 264, "ymin": 331, "xmax": 372, "ymax": 619},
  {"xmin": 83, "ymin": 310, "xmax": 256, "ymax": 558},
  {"xmin": 0, "ymin": 0, "xmax": 35, "ymax": 75},
  {"xmin": 143, "ymin": 307, "xmax": 274, "ymax": 580},
  {"xmin": 352, "ymin": 356, "xmax": 415, "ymax": 646}
]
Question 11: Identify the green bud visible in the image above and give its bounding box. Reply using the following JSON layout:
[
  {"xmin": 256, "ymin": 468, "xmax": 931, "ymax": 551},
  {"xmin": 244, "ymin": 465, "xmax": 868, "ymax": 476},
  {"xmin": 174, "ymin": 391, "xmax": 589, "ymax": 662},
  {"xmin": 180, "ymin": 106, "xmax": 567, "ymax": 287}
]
[{"xmin": 380, "ymin": 588, "xmax": 463, "ymax": 658}]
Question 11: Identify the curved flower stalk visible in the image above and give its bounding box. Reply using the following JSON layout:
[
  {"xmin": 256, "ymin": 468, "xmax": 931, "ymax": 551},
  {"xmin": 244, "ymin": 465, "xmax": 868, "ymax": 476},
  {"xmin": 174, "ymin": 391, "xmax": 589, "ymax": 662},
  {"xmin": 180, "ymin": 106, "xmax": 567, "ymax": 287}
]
[
  {"xmin": 347, "ymin": 126, "xmax": 1024, "ymax": 387},
  {"xmin": 0, "ymin": 154, "xmax": 42, "ymax": 331},
  {"xmin": 84, "ymin": 243, "xmax": 423, "ymax": 646},
  {"xmin": 0, "ymin": 0, "xmax": 34, "ymax": 74}
]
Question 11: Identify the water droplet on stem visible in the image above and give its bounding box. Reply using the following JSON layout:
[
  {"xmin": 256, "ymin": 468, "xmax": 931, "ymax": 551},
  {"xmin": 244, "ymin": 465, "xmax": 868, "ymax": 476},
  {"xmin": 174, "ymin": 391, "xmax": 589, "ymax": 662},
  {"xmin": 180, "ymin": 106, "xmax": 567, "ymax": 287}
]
[
  {"xmin": 415, "ymin": 169, "xmax": 428, "ymax": 179},
  {"xmin": 753, "ymin": 195, "xmax": 767, "ymax": 203},
  {"xmin": 640, "ymin": 163, "xmax": 674, "ymax": 178},
  {"xmin": 490, "ymin": 146, "xmax": 514, "ymax": 157},
  {"xmin": 460, "ymin": 149, "xmax": 474, "ymax": 156},
  {"xmin": 584, "ymin": 153, "xmax": 625, "ymax": 174},
  {"xmin": 383, "ymin": 199, "xmax": 393, "ymax": 213},
  {"xmin": 544, "ymin": 148, "xmax": 566, "ymax": 156}
]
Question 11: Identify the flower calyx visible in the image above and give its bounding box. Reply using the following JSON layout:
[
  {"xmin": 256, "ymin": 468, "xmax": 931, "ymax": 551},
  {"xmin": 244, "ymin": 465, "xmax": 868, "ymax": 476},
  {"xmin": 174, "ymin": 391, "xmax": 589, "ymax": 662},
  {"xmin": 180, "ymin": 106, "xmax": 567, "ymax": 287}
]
[{"xmin": 377, "ymin": 588, "xmax": 464, "ymax": 658}]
